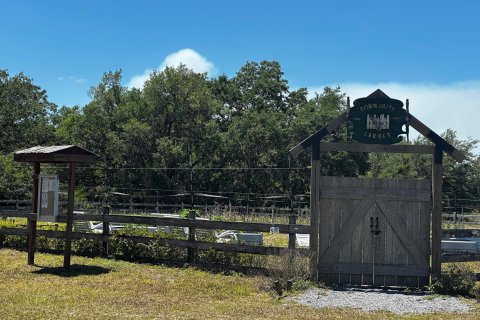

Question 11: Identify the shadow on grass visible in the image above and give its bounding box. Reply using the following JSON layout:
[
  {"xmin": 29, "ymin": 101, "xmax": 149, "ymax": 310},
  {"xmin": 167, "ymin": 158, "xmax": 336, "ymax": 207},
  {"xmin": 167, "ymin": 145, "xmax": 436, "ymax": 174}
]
[{"xmin": 32, "ymin": 264, "xmax": 111, "ymax": 277}]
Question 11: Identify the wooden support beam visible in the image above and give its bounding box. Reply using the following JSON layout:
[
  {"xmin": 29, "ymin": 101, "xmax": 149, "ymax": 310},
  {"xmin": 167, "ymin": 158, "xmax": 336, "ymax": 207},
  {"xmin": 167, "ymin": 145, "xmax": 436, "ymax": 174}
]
[
  {"xmin": 431, "ymin": 146, "xmax": 443, "ymax": 280},
  {"xmin": 27, "ymin": 162, "xmax": 40, "ymax": 265},
  {"xmin": 408, "ymin": 113, "xmax": 466, "ymax": 163},
  {"xmin": 319, "ymin": 142, "xmax": 435, "ymax": 154},
  {"xmin": 102, "ymin": 206, "xmax": 110, "ymax": 256},
  {"xmin": 290, "ymin": 112, "xmax": 348, "ymax": 158},
  {"xmin": 309, "ymin": 142, "xmax": 321, "ymax": 281},
  {"xmin": 187, "ymin": 209, "xmax": 197, "ymax": 262},
  {"xmin": 63, "ymin": 162, "xmax": 77, "ymax": 271},
  {"xmin": 288, "ymin": 214, "xmax": 297, "ymax": 249}
]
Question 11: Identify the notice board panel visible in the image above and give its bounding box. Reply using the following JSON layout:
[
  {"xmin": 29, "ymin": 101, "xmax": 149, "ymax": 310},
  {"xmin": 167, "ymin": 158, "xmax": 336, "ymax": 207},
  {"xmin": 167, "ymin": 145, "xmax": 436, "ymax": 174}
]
[{"xmin": 37, "ymin": 174, "xmax": 59, "ymax": 222}]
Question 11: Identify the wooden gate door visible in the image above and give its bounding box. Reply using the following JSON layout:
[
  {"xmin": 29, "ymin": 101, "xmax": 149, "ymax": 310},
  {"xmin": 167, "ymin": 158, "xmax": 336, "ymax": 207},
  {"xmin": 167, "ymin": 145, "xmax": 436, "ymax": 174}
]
[{"xmin": 317, "ymin": 176, "xmax": 431, "ymax": 286}]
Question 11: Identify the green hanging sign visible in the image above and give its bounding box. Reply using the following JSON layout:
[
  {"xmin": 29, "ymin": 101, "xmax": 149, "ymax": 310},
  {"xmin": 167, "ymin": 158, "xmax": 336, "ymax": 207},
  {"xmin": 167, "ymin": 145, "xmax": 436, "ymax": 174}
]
[{"xmin": 349, "ymin": 89, "xmax": 407, "ymax": 144}]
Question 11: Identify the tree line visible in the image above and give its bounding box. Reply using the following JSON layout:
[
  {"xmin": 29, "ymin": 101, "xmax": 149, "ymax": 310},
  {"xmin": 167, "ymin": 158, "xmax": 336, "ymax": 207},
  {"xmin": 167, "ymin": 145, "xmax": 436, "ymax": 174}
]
[{"xmin": 0, "ymin": 62, "xmax": 479, "ymax": 206}]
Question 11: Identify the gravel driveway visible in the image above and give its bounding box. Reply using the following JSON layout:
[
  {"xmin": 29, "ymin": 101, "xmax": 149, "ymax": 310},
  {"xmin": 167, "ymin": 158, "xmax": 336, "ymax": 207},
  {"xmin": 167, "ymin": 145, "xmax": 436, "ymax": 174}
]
[{"xmin": 292, "ymin": 286, "xmax": 473, "ymax": 314}]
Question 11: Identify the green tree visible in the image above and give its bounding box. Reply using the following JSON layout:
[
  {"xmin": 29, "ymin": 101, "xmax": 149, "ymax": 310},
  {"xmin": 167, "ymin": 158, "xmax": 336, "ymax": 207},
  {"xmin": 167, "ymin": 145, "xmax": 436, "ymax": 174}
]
[
  {"xmin": 0, "ymin": 154, "xmax": 30, "ymax": 200},
  {"xmin": 290, "ymin": 87, "xmax": 369, "ymax": 184},
  {"xmin": 0, "ymin": 70, "xmax": 56, "ymax": 153},
  {"xmin": 143, "ymin": 65, "xmax": 222, "ymax": 191},
  {"xmin": 233, "ymin": 61, "xmax": 289, "ymax": 113},
  {"xmin": 366, "ymin": 129, "xmax": 480, "ymax": 202}
]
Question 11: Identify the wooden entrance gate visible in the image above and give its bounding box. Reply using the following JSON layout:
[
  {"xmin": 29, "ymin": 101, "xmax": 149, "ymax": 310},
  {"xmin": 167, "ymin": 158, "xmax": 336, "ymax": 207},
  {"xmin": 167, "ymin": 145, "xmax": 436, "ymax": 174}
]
[{"xmin": 317, "ymin": 176, "xmax": 431, "ymax": 287}]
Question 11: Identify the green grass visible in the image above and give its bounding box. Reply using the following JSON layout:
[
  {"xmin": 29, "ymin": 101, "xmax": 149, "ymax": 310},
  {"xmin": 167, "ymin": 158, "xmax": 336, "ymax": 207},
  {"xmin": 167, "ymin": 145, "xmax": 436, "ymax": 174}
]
[{"xmin": 1, "ymin": 249, "xmax": 480, "ymax": 320}]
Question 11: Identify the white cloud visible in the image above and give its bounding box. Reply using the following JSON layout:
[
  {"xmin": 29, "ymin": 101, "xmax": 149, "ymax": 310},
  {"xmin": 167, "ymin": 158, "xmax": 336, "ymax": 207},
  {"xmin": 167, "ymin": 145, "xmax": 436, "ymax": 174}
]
[
  {"xmin": 127, "ymin": 48, "xmax": 216, "ymax": 89},
  {"xmin": 307, "ymin": 81, "xmax": 480, "ymax": 145},
  {"xmin": 128, "ymin": 72, "xmax": 152, "ymax": 90},
  {"xmin": 58, "ymin": 75, "xmax": 86, "ymax": 84},
  {"xmin": 73, "ymin": 78, "xmax": 87, "ymax": 84}
]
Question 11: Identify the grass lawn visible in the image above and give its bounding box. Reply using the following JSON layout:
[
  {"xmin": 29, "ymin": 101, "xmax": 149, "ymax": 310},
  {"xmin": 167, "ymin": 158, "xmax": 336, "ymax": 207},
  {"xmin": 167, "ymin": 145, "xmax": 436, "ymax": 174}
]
[{"xmin": 0, "ymin": 248, "xmax": 479, "ymax": 320}]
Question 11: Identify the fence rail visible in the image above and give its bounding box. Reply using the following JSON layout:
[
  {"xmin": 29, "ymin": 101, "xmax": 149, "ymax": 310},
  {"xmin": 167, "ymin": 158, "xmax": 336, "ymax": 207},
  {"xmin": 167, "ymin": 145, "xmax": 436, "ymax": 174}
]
[
  {"xmin": 2, "ymin": 199, "xmax": 479, "ymax": 223},
  {"xmin": 0, "ymin": 199, "xmax": 311, "ymax": 217},
  {"xmin": 0, "ymin": 209, "xmax": 311, "ymax": 259},
  {"xmin": 442, "ymin": 213, "xmax": 480, "ymax": 226}
]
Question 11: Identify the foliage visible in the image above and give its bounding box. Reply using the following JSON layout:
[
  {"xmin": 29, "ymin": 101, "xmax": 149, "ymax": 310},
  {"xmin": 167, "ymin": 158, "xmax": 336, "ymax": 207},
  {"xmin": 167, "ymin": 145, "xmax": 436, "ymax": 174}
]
[
  {"xmin": 0, "ymin": 154, "xmax": 31, "ymax": 200},
  {"xmin": 430, "ymin": 264, "xmax": 477, "ymax": 297},
  {"xmin": 0, "ymin": 70, "xmax": 56, "ymax": 154},
  {"xmin": 263, "ymin": 250, "xmax": 311, "ymax": 292},
  {"xmin": 0, "ymin": 62, "xmax": 479, "ymax": 204},
  {"xmin": 367, "ymin": 130, "xmax": 480, "ymax": 202}
]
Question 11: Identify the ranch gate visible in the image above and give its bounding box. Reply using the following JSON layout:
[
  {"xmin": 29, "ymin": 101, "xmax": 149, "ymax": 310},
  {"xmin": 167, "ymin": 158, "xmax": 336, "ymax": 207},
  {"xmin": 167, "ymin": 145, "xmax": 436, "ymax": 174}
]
[{"xmin": 290, "ymin": 89, "xmax": 465, "ymax": 285}]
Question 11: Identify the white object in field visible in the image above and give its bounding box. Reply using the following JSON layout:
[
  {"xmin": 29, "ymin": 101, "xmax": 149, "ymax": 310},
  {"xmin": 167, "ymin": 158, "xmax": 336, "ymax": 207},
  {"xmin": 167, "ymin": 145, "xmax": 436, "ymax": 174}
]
[
  {"xmin": 296, "ymin": 234, "xmax": 310, "ymax": 247},
  {"xmin": 73, "ymin": 220, "xmax": 103, "ymax": 234},
  {"xmin": 216, "ymin": 230, "xmax": 263, "ymax": 245},
  {"xmin": 270, "ymin": 227, "xmax": 279, "ymax": 234},
  {"xmin": 441, "ymin": 240, "xmax": 480, "ymax": 254}
]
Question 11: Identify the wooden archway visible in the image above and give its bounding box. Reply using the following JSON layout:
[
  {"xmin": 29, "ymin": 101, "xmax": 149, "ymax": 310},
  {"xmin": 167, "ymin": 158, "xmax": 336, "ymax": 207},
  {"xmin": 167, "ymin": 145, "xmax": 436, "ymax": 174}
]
[{"xmin": 290, "ymin": 90, "xmax": 465, "ymax": 282}]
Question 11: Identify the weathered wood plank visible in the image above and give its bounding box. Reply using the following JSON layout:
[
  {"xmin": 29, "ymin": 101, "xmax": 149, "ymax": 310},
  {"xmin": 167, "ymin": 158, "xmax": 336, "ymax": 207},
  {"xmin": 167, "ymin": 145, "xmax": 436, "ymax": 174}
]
[
  {"xmin": 113, "ymin": 235, "xmax": 311, "ymax": 256},
  {"xmin": 318, "ymin": 263, "xmax": 430, "ymax": 277},
  {"xmin": 0, "ymin": 228, "xmax": 310, "ymax": 256},
  {"xmin": 310, "ymin": 154, "xmax": 321, "ymax": 280},
  {"xmin": 431, "ymin": 147, "xmax": 443, "ymax": 279},
  {"xmin": 28, "ymin": 162, "xmax": 40, "ymax": 266},
  {"xmin": 442, "ymin": 229, "xmax": 480, "ymax": 238},
  {"xmin": 318, "ymin": 177, "xmax": 431, "ymax": 285},
  {"xmin": 0, "ymin": 227, "xmax": 28, "ymax": 236},
  {"xmin": 0, "ymin": 211, "xmax": 31, "ymax": 219},
  {"xmin": 441, "ymin": 253, "xmax": 480, "ymax": 262},
  {"xmin": 320, "ymin": 142, "xmax": 435, "ymax": 154},
  {"xmin": 408, "ymin": 113, "xmax": 466, "ymax": 163},
  {"xmin": 289, "ymin": 112, "xmax": 348, "ymax": 158},
  {"xmin": 377, "ymin": 201, "xmax": 429, "ymax": 266},
  {"xmin": 63, "ymin": 162, "xmax": 76, "ymax": 271},
  {"xmin": 56, "ymin": 214, "xmax": 311, "ymax": 234},
  {"xmin": 373, "ymin": 201, "xmax": 386, "ymax": 286},
  {"xmin": 320, "ymin": 187, "xmax": 430, "ymax": 202},
  {"xmin": 350, "ymin": 199, "xmax": 363, "ymax": 285},
  {"xmin": 318, "ymin": 199, "xmax": 374, "ymax": 263}
]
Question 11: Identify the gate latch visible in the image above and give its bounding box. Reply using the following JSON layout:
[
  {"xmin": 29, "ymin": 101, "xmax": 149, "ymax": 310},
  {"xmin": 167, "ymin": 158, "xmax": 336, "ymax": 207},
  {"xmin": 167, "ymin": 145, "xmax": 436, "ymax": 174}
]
[{"xmin": 370, "ymin": 217, "xmax": 381, "ymax": 235}]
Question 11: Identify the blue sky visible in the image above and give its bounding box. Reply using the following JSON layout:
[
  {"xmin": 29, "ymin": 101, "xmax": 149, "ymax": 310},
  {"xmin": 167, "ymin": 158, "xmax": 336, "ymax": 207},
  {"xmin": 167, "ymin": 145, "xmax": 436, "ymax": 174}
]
[{"xmin": 2, "ymin": 0, "xmax": 480, "ymax": 144}]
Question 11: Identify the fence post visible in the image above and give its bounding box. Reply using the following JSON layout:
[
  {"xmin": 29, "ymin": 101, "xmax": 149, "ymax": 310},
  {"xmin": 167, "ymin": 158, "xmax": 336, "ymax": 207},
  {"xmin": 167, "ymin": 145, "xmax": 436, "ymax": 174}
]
[
  {"xmin": 187, "ymin": 210, "xmax": 196, "ymax": 263},
  {"xmin": 102, "ymin": 206, "xmax": 110, "ymax": 256},
  {"xmin": 27, "ymin": 213, "xmax": 37, "ymax": 265},
  {"xmin": 288, "ymin": 214, "xmax": 297, "ymax": 249}
]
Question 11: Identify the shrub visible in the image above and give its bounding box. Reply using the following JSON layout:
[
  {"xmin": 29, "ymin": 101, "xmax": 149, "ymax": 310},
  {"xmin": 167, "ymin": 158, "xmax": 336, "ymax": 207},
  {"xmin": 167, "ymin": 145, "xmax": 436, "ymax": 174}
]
[
  {"xmin": 430, "ymin": 265, "xmax": 476, "ymax": 297},
  {"xmin": 72, "ymin": 238, "xmax": 103, "ymax": 257},
  {"xmin": 1, "ymin": 235, "xmax": 27, "ymax": 250},
  {"xmin": 261, "ymin": 250, "xmax": 311, "ymax": 293}
]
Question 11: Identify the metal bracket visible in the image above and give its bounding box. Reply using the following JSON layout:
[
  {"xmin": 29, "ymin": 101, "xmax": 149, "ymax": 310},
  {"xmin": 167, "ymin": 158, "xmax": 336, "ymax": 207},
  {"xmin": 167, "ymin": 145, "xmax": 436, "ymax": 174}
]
[{"xmin": 370, "ymin": 216, "xmax": 381, "ymax": 235}]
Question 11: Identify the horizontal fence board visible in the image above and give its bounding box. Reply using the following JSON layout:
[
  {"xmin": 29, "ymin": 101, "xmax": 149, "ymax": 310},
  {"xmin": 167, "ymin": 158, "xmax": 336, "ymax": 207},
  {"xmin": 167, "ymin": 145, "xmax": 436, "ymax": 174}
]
[
  {"xmin": 55, "ymin": 214, "xmax": 311, "ymax": 234},
  {"xmin": 318, "ymin": 262, "xmax": 430, "ymax": 277},
  {"xmin": 320, "ymin": 142, "xmax": 435, "ymax": 154},
  {"xmin": 0, "ymin": 227, "xmax": 28, "ymax": 236},
  {"xmin": 114, "ymin": 235, "xmax": 310, "ymax": 256},
  {"xmin": 441, "ymin": 253, "xmax": 480, "ymax": 262},
  {"xmin": 442, "ymin": 214, "xmax": 480, "ymax": 219},
  {"xmin": 442, "ymin": 229, "xmax": 480, "ymax": 238},
  {"xmin": 0, "ymin": 228, "xmax": 309, "ymax": 256},
  {"xmin": 319, "ymin": 188, "xmax": 431, "ymax": 202},
  {"xmin": 0, "ymin": 211, "xmax": 31, "ymax": 219}
]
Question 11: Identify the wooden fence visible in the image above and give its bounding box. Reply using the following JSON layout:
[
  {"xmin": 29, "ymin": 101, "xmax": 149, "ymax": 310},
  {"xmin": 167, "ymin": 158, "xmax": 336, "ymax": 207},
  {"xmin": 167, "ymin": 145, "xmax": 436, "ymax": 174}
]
[
  {"xmin": 0, "ymin": 209, "xmax": 311, "ymax": 259},
  {"xmin": 0, "ymin": 199, "xmax": 311, "ymax": 218},
  {"xmin": 2, "ymin": 199, "xmax": 479, "ymax": 224}
]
